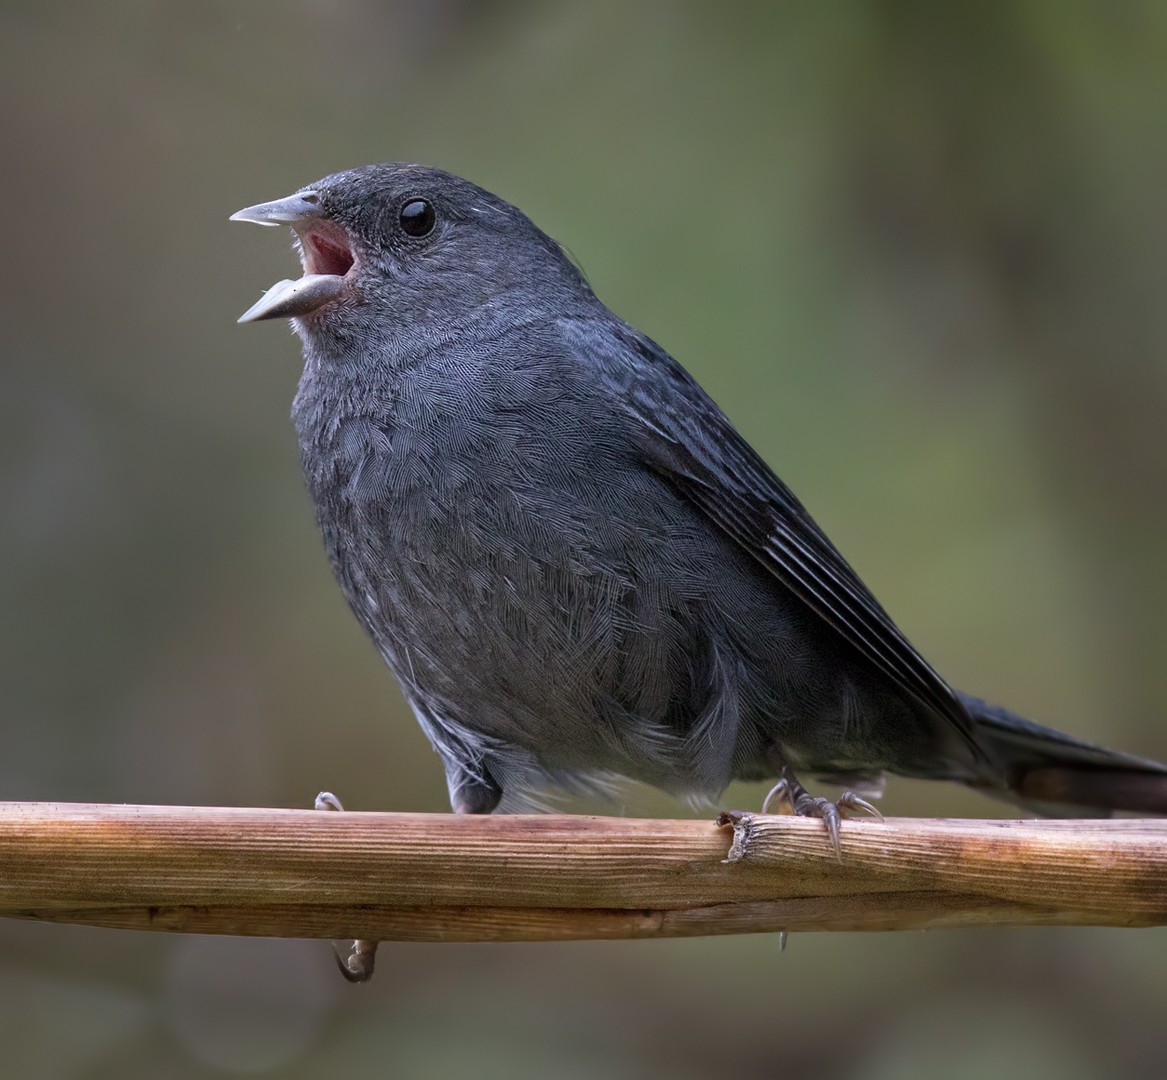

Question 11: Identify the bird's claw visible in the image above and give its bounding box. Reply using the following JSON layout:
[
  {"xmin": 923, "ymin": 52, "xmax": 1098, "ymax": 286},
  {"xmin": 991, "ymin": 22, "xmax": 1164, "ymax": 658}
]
[
  {"xmin": 315, "ymin": 790, "xmax": 379, "ymax": 983},
  {"xmin": 837, "ymin": 790, "xmax": 884, "ymax": 821},
  {"xmin": 314, "ymin": 790, "xmax": 345, "ymax": 813},
  {"xmin": 762, "ymin": 774, "xmax": 883, "ymax": 857},
  {"xmin": 761, "ymin": 778, "xmax": 792, "ymax": 815},
  {"xmin": 333, "ymin": 938, "xmax": 377, "ymax": 983}
]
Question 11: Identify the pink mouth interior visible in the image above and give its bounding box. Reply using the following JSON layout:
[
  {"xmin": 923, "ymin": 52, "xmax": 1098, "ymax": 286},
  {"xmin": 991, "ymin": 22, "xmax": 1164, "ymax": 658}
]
[{"xmin": 299, "ymin": 223, "xmax": 355, "ymax": 277}]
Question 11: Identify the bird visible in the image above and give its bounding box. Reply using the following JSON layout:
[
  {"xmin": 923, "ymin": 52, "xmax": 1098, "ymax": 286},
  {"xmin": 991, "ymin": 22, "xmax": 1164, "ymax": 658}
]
[{"xmin": 232, "ymin": 162, "xmax": 1167, "ymax": 844}]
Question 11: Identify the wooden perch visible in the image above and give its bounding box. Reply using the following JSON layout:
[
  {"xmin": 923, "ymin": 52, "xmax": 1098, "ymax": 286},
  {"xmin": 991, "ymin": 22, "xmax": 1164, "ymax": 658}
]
[{"xmin": 0, "ymin": 803, "xmax": 1163, "ymax": 942}]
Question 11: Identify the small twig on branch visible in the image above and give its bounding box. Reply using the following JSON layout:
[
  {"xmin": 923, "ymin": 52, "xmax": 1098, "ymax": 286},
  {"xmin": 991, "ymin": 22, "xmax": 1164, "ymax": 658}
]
[{"xmin": 0, "ymin": 803, "xmax": 1162, "ymax": 942}]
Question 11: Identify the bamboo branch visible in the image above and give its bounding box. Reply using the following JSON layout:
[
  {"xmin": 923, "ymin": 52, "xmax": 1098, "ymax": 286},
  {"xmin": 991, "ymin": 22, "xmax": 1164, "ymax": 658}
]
[{"xmin": 0, "ymin": 803, "xmax": 1162, "ymax": 941}]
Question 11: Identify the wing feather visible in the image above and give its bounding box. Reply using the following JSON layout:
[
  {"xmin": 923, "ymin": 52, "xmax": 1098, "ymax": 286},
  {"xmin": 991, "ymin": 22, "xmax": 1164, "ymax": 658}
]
[{"xmin": 616, "ymin": 329, "xmax": 982, "ymax": 757}]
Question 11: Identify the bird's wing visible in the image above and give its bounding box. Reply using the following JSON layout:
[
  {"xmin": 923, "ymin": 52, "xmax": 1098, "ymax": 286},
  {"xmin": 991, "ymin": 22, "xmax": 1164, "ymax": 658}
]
[{"xmin": 614, "ymin": 328, "xmax": 982, "ymax": 756}]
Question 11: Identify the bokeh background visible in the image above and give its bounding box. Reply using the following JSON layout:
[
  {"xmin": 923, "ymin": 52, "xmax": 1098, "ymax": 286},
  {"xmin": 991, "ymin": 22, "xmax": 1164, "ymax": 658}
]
[{"xmin": 2, "ymin": 2, "xmax": 1166, "ymax": 1076}]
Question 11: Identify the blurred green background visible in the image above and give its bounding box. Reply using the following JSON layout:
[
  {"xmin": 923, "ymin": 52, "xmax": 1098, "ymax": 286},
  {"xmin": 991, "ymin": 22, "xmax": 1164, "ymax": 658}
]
[{"xmin": 2, "ymin": 1, "xmax": 1166, "ymax": 1076}]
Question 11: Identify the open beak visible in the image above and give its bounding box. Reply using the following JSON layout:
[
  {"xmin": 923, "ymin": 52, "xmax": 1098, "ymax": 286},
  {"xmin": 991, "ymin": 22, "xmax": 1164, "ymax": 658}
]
[{"xmin": 231, "ymin": 191, "xmax": 355, "ymax": 323}]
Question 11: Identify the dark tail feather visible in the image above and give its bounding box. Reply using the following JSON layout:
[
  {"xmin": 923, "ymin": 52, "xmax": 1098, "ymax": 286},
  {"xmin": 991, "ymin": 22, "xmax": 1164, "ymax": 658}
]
[{"xmin": 958, "ymin": 693, "xmax": 1167, "ymax": 816}]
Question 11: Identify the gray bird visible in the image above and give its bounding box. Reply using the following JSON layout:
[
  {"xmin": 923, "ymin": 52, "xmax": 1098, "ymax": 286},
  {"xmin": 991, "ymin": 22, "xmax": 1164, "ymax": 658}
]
[{"xmin": 232, "ymin": 163, "xmax": 1167, "ymax": 839}]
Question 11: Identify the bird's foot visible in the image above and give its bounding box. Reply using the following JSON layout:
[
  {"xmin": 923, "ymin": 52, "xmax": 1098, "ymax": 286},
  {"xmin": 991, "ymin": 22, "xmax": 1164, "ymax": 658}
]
[
  {"xmin": 314, "ymin": 790, "xmax": 378, "ymax": 983},
  {"xmin": 762, "ymin": 769, "xmax": 883, "ymax": 857}
]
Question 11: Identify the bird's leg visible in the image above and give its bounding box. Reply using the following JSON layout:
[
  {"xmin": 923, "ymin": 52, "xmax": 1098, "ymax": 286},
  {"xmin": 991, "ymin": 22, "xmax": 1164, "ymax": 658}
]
[
  {"xmin": 761, "ymin": 750, "xmax": 883, "ymax": 857},
  {"xmin": 314, "ymin": 791, "xmax": 379, "ymax": 983}
]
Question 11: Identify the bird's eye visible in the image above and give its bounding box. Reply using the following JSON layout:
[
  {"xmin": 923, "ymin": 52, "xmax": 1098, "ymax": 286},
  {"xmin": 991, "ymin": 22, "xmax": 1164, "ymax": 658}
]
[{"xmin": 399, "ymin": 199, "xmax": 436, "ymax": 238}]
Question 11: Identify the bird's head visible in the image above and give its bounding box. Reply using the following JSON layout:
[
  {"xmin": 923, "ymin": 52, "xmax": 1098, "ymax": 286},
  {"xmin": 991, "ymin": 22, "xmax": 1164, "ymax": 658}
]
[{"xmin": 232, "ymin": 163, "xmax": 590, "ymax": 351}]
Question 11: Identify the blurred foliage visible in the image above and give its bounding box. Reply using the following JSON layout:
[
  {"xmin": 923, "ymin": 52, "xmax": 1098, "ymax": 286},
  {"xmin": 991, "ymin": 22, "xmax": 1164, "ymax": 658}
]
[{"xmin": 1, "ymin": 1, "xmax": 1165, "ymax": 1077}]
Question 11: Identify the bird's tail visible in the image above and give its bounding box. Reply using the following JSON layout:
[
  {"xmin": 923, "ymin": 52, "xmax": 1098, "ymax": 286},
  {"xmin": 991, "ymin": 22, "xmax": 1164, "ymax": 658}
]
[{"xmin": 959, "ymin": 692, "xmax": 1167, "ymax": 816}]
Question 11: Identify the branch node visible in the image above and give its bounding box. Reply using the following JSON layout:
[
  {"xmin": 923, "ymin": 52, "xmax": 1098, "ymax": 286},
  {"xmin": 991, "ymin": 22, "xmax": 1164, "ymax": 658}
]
[{"xmin": 717, "ymin": 810, "xmax": 755, "ymax": 863}]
